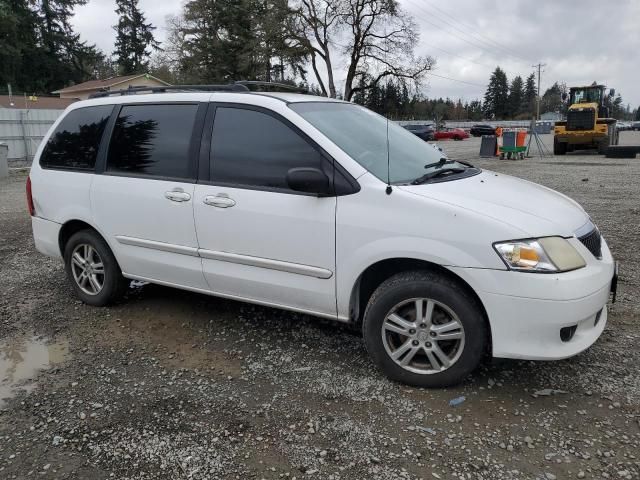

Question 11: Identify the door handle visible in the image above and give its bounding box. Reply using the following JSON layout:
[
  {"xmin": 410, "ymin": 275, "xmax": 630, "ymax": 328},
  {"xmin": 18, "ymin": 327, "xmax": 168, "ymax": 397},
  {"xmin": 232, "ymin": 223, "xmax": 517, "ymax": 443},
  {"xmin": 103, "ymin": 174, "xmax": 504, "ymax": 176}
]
[
  {"xmin": 203, "ymin": 194, "xmax": 236, "ymax": 208},
  {"xmin": 165, "ymin": 190, "xmax": 191, "ymax": 202}
]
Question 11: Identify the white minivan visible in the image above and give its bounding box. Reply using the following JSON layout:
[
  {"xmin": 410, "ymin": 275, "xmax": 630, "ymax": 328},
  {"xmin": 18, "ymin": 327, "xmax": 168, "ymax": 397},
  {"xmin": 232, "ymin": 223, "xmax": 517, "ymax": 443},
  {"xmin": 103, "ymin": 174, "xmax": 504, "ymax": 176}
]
[{"xmin": 28, "ymin": 85, "xmax": 617, "ymax": 387}]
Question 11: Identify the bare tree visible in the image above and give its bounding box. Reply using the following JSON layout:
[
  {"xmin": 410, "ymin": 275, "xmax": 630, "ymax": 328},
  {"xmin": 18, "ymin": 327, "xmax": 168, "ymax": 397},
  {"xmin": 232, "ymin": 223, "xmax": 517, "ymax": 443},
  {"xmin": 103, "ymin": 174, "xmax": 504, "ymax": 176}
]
[
  {"xmin": 291, "ymin": 0, "xmax": 342, "ymax": 97},
  {"xmin": 342, "ymin": 0, "xmax": 434, "ymax": 101},
  {"xmin": 292, "ymin": 0, "xmax": 434, "ymax": 100}
]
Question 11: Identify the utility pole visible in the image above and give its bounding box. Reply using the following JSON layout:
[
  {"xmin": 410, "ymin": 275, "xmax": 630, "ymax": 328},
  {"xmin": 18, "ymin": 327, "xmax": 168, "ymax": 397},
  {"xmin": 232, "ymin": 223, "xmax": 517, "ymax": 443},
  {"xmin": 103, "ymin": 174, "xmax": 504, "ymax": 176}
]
[{"xmin": 533, "ymin": 62, "xmax": 546, "ymax": 120}]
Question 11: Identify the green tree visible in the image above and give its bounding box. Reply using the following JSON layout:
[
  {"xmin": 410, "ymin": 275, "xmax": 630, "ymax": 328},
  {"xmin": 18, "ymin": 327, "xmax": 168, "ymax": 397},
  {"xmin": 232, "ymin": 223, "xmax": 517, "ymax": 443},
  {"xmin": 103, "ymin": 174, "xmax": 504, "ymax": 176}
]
[
  {"xmin": 540, "ymin": 82, "xmax": 563, "ymax": 114},
  {"xmin": 1, "ymin": 0, "xmax": 101, "ymax": 93},
  {"xmin": 175, "ymin": 0, "xmax": 305, "ymax": 84},
  {"xmin": 523, "ymin": 72, "xmax": 537, "ymax": 118},
  {"xmin": 610, "ymin": 94, "xmax": 624, "ymax": 119},
  {"xmin": 0, "ymin": 0, "xmax": 32, "ymax": 88},
  {"xmin": 35, "ymin": 0, "xmax": 103, "ymax": 91},
  {"xmin": 483, "ymin": 67, "xmax": 509, "ymax": 119},
  {"xmin": 467, "ymin": 100, "xmax": 483, "ymax": 121},
  {"xmin": 507, "ymin": 75, "xmax": 524, "ymax": 118},
  {"xmin": 113, "ymin": 0, "xmax": 159, "ymax": 75}
]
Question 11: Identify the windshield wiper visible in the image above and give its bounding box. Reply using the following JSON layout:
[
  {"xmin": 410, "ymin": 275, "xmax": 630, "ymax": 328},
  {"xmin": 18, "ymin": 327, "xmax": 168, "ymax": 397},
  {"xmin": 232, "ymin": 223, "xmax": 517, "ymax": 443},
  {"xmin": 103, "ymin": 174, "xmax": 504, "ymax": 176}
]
[
  {"xmin": 423, "ymin": 157, "xmax": 453, "ymax": 169},
  {"xmin": 411, "ymin": 167, "xmax": 467, "ymax": 185}
]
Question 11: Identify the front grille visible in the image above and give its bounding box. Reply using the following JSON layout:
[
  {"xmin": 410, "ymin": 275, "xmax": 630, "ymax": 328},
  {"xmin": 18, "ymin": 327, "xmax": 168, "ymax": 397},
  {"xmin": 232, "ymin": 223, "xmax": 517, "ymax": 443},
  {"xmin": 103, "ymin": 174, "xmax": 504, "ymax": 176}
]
[
  {"xmin": 567, "ymin": 109, "xmax": 595, "ymax": 131},
  {"xmin": 578, "ymin": 228, "xmax": 602, "ymax": 259}
]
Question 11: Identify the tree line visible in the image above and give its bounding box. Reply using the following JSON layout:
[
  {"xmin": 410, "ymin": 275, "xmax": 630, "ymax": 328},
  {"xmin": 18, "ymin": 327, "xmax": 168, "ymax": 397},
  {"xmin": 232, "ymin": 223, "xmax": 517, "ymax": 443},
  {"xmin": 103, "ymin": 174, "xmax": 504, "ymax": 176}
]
[
  {"xmin": 1, "ymin": 1, "xmax": 636, "ymax": 121},
  {"xmin": 1, "ymin": 0, "xmax": 435, "ymax": 103},
  {"xmin": 482, "ymin": 66, "xmax": 635, "ymax": 121}
]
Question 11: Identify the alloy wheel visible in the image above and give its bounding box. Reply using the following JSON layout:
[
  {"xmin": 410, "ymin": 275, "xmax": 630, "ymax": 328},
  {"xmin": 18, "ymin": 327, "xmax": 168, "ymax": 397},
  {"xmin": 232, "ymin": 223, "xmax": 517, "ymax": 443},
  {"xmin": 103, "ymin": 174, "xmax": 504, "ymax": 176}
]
[
  {"xmin": 381, "ymin": 298, "xmax": 465, "ymax": 374},
  {"xmin": 70, "ymin": 243, "xmax": 105, "ymax": 296}
]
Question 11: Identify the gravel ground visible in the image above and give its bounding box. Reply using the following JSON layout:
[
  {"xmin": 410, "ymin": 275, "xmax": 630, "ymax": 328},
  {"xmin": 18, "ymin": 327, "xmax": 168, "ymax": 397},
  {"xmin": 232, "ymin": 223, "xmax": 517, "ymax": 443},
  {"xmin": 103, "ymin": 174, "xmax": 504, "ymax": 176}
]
[{"xmin": 1, "ymin": 132, "xmax": 639, "ymax": 480}]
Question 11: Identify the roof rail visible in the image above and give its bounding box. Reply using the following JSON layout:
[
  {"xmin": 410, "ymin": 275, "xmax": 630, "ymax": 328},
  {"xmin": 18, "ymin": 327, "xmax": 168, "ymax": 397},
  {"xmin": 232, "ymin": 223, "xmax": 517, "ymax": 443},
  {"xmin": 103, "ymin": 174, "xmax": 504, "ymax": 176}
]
[
  {"xmin": 88, "ymin": 83, "xmax": 249, "ymax": 99},
  {"xmin": 235, "ymin": 80, "xmax": 309, "ymax": 94}
]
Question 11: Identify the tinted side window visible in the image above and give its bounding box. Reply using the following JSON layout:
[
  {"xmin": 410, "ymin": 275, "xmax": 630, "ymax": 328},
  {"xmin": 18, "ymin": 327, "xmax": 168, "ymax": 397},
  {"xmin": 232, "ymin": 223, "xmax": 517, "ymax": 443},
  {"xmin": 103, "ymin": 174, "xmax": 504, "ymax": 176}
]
[
  {"xmin": 107, "ymin": 104, "xmax": 199, "ymax": 180},
  {"xmin": 40, "ymin": 106, "xmax": 112, "ymax": 170},
  {"xmin": 211, "ymin": 107, "xmax": 325, "ymax": 190}
]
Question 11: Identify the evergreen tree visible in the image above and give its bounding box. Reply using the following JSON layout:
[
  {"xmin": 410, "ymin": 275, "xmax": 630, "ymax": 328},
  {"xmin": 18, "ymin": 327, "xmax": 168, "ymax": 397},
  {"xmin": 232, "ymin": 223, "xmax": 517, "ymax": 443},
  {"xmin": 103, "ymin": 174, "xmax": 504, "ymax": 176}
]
[
  {"xmin": 507, "ymin": 75, "xmax": 524, "ymax": 118},
  {"xmin": 113, "ymin": 0, "xmax": 159, "ymax": 75},
  {"xmin": 611, "ymin": 94, "xmax": 624, "ymax": 119},
  {"xmin": 483, "ymin": 67, "xmax": 509, "ymax": 119},
  {"xmin": 523, "ymin": 72, "xmax": 537, "ymax": 118},
  {"xmin": 1, "ymin": 0, "xmax": 102, "ymax": 92},
  {"xmin": 352, "ymin": 76, "xmax": 367, "ymax": 106},
  {"xmin": 177, "ymin": 0, "xmax": 305, "ymax": 84},
  {"xmin": 468, "ymin": 100, "xmax": 483, "ymax": 121},
  {"xmin": 540, "ymin": 82, "xmax": 563, "ymax": 114},
  {"xmin": 0, "ymin": 0, "xmax": 34, "ymax": 88}
]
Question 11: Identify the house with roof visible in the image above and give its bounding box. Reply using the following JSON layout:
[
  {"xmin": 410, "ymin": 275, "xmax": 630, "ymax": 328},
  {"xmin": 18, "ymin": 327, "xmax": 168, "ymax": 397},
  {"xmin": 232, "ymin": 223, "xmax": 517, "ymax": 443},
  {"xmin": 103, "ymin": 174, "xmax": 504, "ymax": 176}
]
[
  {"xmin": 0, "ymin": 95, "xmax": 77, "ymax": 110},
  {"xmin": 53, "ymin": 73, "xmax": 171, "ymax": 100}
]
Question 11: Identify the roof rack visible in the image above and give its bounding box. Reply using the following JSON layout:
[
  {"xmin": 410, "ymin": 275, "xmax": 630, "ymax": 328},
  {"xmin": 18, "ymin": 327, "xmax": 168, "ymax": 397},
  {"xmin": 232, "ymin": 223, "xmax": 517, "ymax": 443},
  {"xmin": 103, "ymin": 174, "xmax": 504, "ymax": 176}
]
[
  {"xmin": 235, "ymin": 80, "xmax": 309, "ymax": 94},
  {"xmin": 88, "ymin": 83, "xmax": 249, "ymax": 99}
]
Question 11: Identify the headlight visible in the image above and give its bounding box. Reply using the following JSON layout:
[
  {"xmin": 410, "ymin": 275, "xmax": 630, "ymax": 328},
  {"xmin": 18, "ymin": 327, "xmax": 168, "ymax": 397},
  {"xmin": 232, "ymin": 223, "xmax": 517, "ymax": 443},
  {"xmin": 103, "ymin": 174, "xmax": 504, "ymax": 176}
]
[{"xmin": 494, "ymin": 237, "xmax": 586, "ymax": 272}]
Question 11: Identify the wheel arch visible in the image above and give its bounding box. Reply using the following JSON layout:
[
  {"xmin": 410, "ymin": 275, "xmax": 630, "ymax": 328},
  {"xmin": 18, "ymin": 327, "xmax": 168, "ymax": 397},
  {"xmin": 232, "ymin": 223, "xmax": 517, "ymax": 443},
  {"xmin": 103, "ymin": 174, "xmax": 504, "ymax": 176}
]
[
  {"xmin": 58, "ymin": 219, "xmax": 111, "ymax": 258},
  {"xmin": 348, "ymin": 257, "xmax": 491, "ymax": 351}
]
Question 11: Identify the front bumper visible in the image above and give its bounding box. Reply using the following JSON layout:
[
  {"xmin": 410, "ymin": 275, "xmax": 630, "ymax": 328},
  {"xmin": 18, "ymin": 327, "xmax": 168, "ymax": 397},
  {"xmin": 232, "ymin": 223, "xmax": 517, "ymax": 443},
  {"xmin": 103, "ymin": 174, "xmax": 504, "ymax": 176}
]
[{"xmin": 448, "ymin": 237, "xmax": 616, "ymax": 360}]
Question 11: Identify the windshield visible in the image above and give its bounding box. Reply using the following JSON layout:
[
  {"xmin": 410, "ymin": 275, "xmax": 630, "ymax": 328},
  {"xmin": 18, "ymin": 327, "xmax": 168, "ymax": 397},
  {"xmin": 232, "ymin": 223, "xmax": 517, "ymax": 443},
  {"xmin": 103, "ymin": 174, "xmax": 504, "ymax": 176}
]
[
  {"xmin": 570, "ymin": 87, "xmax": 602, "ymax": 105},
  {"xmin": 290, "ymin": 102, "xmax": 468, "ymax": 184}
]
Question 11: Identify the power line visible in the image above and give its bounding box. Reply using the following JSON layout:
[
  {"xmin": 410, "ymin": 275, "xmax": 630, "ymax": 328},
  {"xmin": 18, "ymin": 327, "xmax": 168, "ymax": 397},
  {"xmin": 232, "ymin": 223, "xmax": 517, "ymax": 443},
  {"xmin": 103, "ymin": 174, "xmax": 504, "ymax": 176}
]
[
  {"xmin": 421, "ymin": 0, "xmax": 532, "ymax": 64},
  {"xmin": 428, "ymin": 44, "xmax": 495, "ymax": 69},
  {"xmin": 403, "ymin": 0, "xmax": 532, "ymax": 68},
  {"xmin": 427, "ymin": 72, "xmax": 486, "ymax": 88}
]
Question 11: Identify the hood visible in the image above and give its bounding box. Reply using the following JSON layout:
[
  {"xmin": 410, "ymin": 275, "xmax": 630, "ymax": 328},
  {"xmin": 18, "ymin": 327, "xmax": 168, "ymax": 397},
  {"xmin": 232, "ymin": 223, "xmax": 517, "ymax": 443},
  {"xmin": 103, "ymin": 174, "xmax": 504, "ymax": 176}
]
[{"xmin": 399, "ymin": 170, "xmax": 589, "ymax": 237}]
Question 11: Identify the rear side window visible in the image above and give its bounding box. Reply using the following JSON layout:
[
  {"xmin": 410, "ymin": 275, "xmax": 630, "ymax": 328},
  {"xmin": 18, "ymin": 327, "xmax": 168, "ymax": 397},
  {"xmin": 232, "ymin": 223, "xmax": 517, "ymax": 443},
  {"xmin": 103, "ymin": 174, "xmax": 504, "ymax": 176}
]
[
  {"xmin": 40, "ymin": 106, "xmax": 112, "ymax": 171},
  {"xmin": 107, "ymin": 104, "xmax": 199, "ymax": 180},
  {"xmin": 210, "ymin": 107, "xmax": 326, "ymax": 190}
]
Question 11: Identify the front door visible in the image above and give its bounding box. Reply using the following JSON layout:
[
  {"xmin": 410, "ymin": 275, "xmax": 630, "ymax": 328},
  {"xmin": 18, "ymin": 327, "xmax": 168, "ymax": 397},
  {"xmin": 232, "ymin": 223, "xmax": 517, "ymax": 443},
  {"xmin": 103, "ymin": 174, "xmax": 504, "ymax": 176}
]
[
  {"xmin": 92, "ymin": 102, "xmax": 208, "ymax": 290},
  {"xmin": 193, "ymin": 105, "xmax": 337, "ymax": 317}
]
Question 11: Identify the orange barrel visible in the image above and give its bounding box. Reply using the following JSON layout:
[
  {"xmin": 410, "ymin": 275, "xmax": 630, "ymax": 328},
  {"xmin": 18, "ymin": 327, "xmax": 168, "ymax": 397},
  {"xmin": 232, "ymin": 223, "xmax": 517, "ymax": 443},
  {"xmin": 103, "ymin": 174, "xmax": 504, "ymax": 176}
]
[{"xmin": 516, "ymin": 130, "xmax": 527, "ymax": 147}]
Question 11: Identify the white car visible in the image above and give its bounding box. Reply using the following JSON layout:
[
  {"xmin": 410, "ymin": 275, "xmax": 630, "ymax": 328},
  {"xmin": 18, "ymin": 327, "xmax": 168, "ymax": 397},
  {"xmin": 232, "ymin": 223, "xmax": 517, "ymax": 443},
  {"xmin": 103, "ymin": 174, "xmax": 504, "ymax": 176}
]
[{"xmin": 28, "ymin": 86, "xmax": 617, "ymax": 387}]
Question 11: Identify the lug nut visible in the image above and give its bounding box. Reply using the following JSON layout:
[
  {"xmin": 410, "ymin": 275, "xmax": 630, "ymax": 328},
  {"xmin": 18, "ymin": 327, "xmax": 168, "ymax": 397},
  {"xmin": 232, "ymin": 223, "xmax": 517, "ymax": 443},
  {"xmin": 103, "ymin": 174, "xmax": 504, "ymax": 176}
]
[
  {"xmin": 412, "ymin": 340, "xmax": 419, "ymax": 346},
  {"xmin": 409, "ymin": 329, "xmax": 416, "ymax": 334},
  {"xmin": 425, "ymin": 342, "xmax": 432, "ymax": 347},
  {"xmin": 420, "ymin": 323, "xmax": 427, "ymax": 328},
  {"xmin": 430, "ymin": 332, "xmax": 437, "ymax": 337}
]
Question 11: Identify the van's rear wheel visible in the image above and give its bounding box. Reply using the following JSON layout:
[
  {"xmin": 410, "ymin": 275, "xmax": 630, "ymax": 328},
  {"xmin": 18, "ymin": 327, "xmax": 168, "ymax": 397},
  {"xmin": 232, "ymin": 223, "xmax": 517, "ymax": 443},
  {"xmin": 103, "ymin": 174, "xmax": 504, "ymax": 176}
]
[
  {"xmin": 362, "ymin": 271, "xmax": 486, "ymax": 387},
  {"xmin": 63, "ymin": 230, "xmax": 128, "ymax": 306}
]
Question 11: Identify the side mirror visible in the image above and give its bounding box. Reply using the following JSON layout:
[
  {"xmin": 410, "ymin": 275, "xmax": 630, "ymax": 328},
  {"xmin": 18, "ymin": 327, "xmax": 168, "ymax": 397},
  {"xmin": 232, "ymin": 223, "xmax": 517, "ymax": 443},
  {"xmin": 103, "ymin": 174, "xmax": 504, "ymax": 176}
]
[
  {"xmin": 609, "ymin": 88, "xmax": 615, "ymax": 97},
  {"xmin": 286, "ymin": 167, "xmax": 331, "ymax": 196}
]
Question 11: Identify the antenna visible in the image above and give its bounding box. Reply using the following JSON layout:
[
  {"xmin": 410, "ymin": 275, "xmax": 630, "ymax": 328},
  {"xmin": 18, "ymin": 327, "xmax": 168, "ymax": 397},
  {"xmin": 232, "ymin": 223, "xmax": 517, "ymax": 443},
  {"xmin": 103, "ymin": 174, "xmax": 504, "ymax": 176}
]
[{"xmin": 384, "ymin": 16, "xmax": 392, "ymax": 195}]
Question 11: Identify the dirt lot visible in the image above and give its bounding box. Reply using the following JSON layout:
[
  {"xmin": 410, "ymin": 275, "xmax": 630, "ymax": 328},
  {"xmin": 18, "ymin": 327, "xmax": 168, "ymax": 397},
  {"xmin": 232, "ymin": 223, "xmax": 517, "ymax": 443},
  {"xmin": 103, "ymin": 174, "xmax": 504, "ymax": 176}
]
[{"xmin": 1, "ymin": 132, "xmax": 639, "ymax": 480}]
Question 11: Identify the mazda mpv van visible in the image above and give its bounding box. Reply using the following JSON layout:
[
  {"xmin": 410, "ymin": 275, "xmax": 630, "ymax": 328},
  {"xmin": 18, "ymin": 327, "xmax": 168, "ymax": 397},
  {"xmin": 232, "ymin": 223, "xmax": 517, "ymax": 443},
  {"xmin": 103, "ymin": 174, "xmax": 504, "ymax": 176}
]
[{"xmin": 28, "ymin": 86, "xmax": 617, "ymax": 387}]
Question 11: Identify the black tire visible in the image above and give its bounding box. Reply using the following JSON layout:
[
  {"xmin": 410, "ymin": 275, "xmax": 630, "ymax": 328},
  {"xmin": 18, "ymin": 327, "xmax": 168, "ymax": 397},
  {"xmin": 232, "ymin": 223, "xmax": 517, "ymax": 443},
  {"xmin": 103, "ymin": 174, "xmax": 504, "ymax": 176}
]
[
  {"xmin": 597, "ymin": 138, "xmax": 609, "ymax": 155},
  {"xmin": 605, "ymin": 145, "xmax": 639, "ymax": 159},
  {"xmin": 553, "ymin": 137, "xmax": 567, "ymax": 155},
  {"xmin": 63, "ymin": 229, "xmax": 128, "ymax": 306},
  {"xmin": 362, "ymin": 270, "xmax": 487, "ymax": 388}
]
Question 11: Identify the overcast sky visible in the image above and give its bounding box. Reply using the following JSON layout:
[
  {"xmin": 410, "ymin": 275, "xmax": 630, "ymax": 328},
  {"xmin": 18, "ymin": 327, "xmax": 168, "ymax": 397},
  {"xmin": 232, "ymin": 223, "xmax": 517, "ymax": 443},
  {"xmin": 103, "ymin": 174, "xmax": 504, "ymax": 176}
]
[{"xmin": 72, "ymin": 0, "xmax": 640, "ymax": 108}]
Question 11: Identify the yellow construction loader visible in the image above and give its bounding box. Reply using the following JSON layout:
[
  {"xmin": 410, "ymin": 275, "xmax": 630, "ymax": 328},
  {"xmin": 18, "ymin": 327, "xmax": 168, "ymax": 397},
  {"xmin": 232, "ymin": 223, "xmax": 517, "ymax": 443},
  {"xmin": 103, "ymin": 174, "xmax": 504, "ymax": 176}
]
[{"xmin": 553, "ymin": 84, "xmax": 618, "ymax": 155}]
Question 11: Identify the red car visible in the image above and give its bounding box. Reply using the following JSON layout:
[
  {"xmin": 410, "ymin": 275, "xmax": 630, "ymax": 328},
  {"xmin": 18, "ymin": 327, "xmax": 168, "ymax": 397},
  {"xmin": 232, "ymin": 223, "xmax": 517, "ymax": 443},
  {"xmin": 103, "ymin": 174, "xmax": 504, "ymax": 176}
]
[{"xmin": 434, "ymin": 128, "xmax": 469, "ymax": 141}]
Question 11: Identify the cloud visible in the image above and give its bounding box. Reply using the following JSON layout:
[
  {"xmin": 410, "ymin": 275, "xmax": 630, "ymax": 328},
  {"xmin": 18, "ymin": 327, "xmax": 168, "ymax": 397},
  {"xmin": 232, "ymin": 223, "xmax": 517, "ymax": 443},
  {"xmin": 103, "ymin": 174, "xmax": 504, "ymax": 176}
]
[{"xmin": 71, "ymin": 0, "xmax": 640, "ymax": 107}]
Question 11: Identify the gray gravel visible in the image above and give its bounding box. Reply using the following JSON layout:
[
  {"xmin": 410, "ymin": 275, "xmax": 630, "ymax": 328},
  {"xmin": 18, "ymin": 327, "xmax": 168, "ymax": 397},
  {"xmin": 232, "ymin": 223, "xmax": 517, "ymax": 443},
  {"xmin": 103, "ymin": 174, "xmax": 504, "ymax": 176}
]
[{"xmin": 1, "ymin": 132, "xmax": 639, "ymax": 479}]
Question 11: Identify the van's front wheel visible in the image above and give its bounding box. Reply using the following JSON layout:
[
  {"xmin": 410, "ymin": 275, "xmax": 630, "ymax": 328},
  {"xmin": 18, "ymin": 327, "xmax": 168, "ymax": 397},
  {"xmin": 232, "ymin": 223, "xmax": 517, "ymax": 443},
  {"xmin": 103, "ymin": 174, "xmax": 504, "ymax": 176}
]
[{"xmin": 362, "ymin": 271, "xmax": 487, "ymax": 387}]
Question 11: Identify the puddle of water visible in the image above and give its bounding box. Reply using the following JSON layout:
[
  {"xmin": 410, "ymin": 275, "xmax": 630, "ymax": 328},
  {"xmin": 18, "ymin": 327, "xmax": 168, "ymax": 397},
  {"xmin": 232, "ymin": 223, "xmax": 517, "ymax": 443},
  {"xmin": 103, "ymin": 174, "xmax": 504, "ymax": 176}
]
[{"xmin": 0, "ymin": 334, "xmax": 70, "ymax": 407}]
